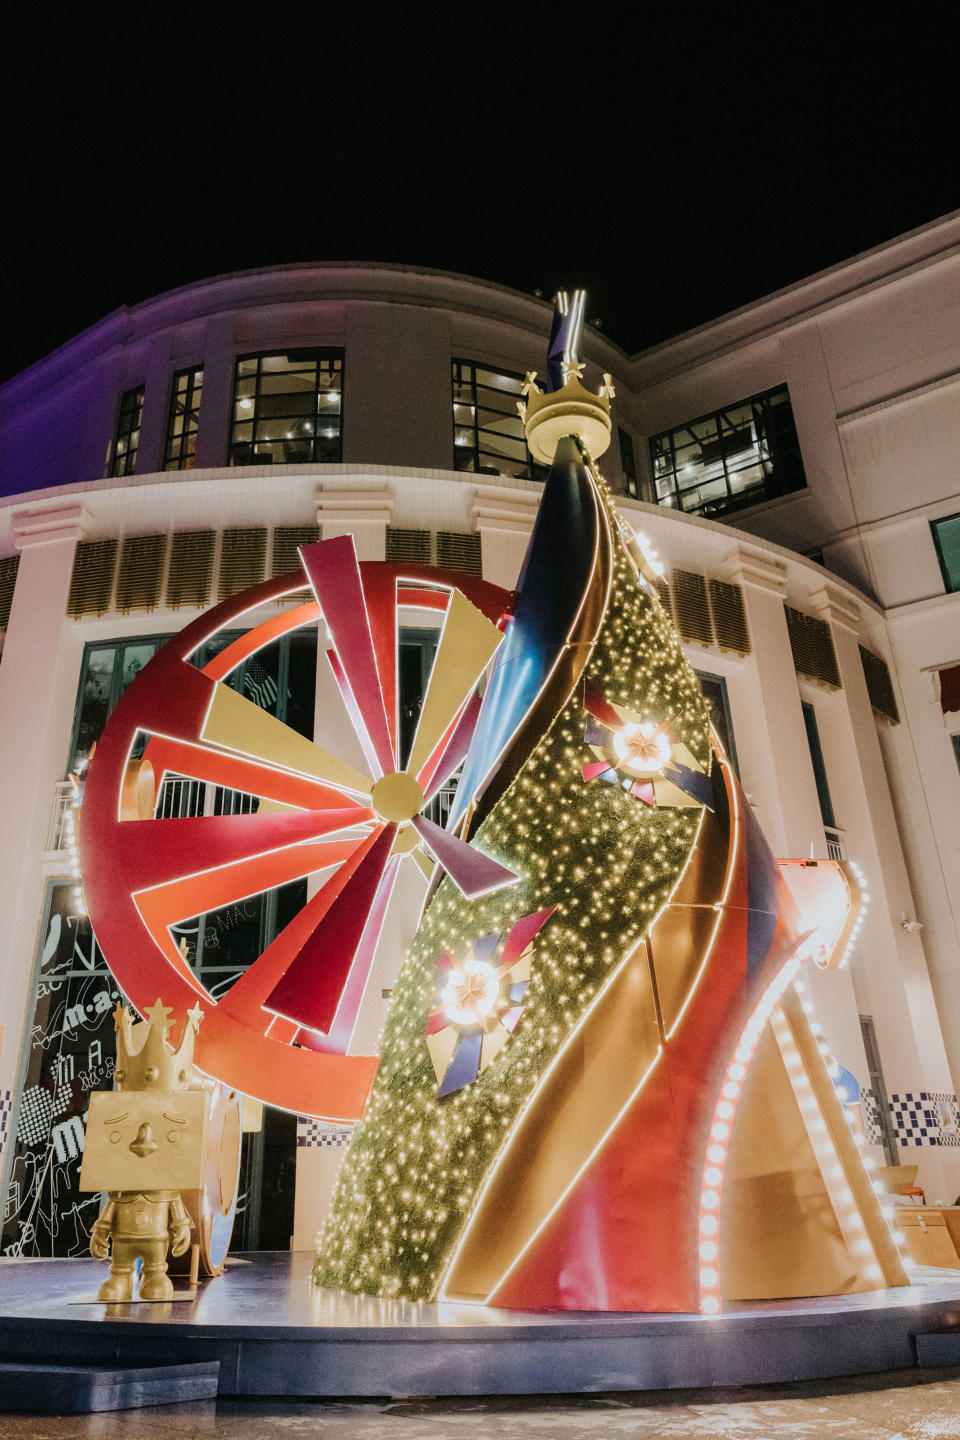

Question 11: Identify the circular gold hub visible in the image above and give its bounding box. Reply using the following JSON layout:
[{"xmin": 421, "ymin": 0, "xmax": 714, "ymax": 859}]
[{"xmin": 370, "ymin": 771, "xmax": 424, "ymax": 823}]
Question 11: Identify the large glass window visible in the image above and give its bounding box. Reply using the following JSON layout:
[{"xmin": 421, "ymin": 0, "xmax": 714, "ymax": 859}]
[
  {"xmin": 164, "ymin": 365, "xmax": 203, "ymax": 470},
  {"xmin": 695, "ymin": 670, "xmax": 738, "ymax": 775},
  {"xmin": 107, "ymin": 385, "xmax": 144, "ymax": 478},
  {"xmin": 619, "ymin": 425, "xmax": 639, "ymax": 498},
  {"xmin": 932, "ymin": 513, "xmax": 960, "ymax": 593},
  {"xmin": 650, "ymin": 385, "xmax": 806, "ymax": 519},
  {"xmin": 229, "ymin": 350, "xmax": 343, "ymax": 466},
  {"xmin": 452, "ymin": 359, "xmax": 540, "ymax": 480}
]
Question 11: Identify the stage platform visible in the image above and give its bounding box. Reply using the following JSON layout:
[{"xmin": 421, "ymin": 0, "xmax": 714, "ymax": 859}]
[{"xmin": 3, "ymin": 1252, "xmax": 960, "ymax": 1399}]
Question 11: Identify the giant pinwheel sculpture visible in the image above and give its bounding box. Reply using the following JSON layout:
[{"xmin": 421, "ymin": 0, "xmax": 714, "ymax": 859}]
[{"xmin": 80, "ymin": 539, "xmax": 515, "ymax": 1119}]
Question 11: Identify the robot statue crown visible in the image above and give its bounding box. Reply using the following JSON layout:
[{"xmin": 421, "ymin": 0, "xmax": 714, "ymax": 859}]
[{"xmin": 113, "ymin": 997, "xmax": 203, "ymax": 1092}]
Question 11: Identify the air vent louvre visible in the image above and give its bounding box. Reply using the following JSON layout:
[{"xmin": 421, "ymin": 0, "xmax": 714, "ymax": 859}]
[
  {"xmin": 860, "ymin": 644, "xmax": 899, "ymax": 723},
  {"xmin": 166, "ymin": 530, "xmax": 215, "ymax": 610},
  {"xmin": 672, "ymin": 569, "xmax": 714, "ymax": 646},
  {"xmin": 115, "ymin": 534, "xmax": 168, "ymax": 613},
  {"xmin": 67, "ymin": 539, "xmax": 118, "ymax": 619},
  {"xmin": 218, "ymin": 527, "xmax": 267, "ymax": 600},
  {"xmin": 0, "ymin": 555, "xmax": 19, "ymax": 632},
  {"xmin": 708, "ymin": 579, "xmax": 751, "ymax": 655},
  {"xmin": 436, "ymin": 530, "xmax": 482, "ymax": 575},
  {"xmin": 272, "ymin": 525, "xmax": 320, "ymax": 578},
  {"xmin": 784, "ymin": 605, "xmax": 841, "ymax": 689},
  {"xmin": 386, "ymin": 527, "xmax": 432, "ymax": 565}
]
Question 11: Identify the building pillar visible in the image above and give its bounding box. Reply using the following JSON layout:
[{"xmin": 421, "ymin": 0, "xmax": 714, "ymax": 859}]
[
  {"xmin": 810, "ymin": 582, "xmax": 959, "ymax": 1200},
  {"xmin": 722, "ymin": 544, "xmax": 875, "ymax": 1166},
  {"xmin": 0, "ymin": 505, "xmax": 88, "ymax": 1115},
  {"xmin": 315, "ymin": 480, "xmax": 393, "ymax": 561},
  {"xmin": 471, "ymin": 484, "xmax": 538, "ymax": 589},
  {"xmin": 131, "ymin": 333, "xmax": 172, "ymax": 476},
  {"xmin": 193, "ymin": 315, "xmax": 236, "ymax": 470}
]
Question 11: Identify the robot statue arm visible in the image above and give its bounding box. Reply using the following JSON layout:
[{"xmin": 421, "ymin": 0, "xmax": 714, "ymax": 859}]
[
  {"xmin": 168, "ymin": 1193, "xmax": 193, "ymax": 1258},
  {"xmin": 89, "ymin": 1193, "xmax": 118, "ymax": 1259}
]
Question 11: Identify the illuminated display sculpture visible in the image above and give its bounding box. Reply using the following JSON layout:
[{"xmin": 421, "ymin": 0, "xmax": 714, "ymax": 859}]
[
  {"xmin": 80, "ymin": 288, "xmax": 910, "ymax": 1314},
  {"xmin": 316, "ymin": 292, "xmax": 908, "ymax": 1312}
]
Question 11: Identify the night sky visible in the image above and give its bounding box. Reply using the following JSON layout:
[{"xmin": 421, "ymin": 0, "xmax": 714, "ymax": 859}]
[{"xmin": 2, "ymin": 7, "xmax": 956, "ymax": 384}]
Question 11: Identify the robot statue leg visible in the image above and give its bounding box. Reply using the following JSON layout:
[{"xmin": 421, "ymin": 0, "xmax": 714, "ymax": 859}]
[
  {"xmin": 96, "ymin": 1240, "xmax": 137, "ymax": 1302},
  {"xmin": 138, "ymin": 1238, "xmax": 175, "ymax": 1301}
]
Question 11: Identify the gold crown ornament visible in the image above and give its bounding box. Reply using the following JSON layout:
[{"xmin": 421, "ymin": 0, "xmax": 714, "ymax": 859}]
[
  {"xmin": 112, "ymin": 997, "xmax": 203, "ymax": 1092},
  {"xmin": 518, "ymin": 366, "xmax": 615, "ymax": 465}
]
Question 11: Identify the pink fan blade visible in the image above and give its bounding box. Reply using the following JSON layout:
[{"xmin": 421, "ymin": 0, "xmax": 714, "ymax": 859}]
[
  {"xmin": 581, "ymin": 760, "xmax": 612, "ymax": 782},
  {"xmin": 264, "ymin": 823, "xmax": 397, "ymax": 1032},
  {"xmin": 421, "ymin": 693, "xmax": 483, "ymax": 800},
  {"xmin": 300, "ymin": 536, "xmax": 396, "ymax": 777},
  {"xmin": 499, "ymin": 905, "xmax": 557, "ymax": 967}
]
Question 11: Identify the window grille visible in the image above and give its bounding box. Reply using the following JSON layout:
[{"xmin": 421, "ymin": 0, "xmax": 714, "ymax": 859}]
[
  {"xmin": 436, "ymin": 530, "xmax": 482, "ymax": 575},
  {"xmin": 230, "ymin": 350, "xmax": 343, "ymax": 466},
  {"xmin": 650, "ymin": 385, "xmax": 806, "ymax": 520},
  {"xmin": 108, "ymin": 386, "xmax": 144, "ymax": 478},
  {"xmin": 784, "ymin": 605, "xmax": 841, "ymax": 689},
  {"xmin": 165, "ymin": 530, "xmax": 215, "ymax": 609},
  {"xmin": 271, "ymin": 525, "xmax": 320, "ymax": 578},
  {"xmin": 114, "ymin": 534, "xmax": 168, "ymax": 613},
  {"xmin": 0, "ymin": 555, "xmax": 19, "ymax": 632},
  {"xmin": 708, "ymin": 578, "xmax": 751, "ymax": 655},
  {"xmin": 386, "ymin": 527, "xmax": 431, "ymax": 565},
  {"xmin": 672, "ymin": 570, "xmax": 714, "ymax": 646},
  {"xmin": 218, "ymin": 528, "xmax": 267, "ymax": 600},
  {"xmin": 451, "ymin": 359, "xmax": 539, "ymax": 479},
  {"xmin": 67, "ymin": 539, "xmax": 118, "ymax": 618},
  {"xmin": 164, "ymin": 366, "xmax": 203, "ymax": 471},
  {"xmin": 859, "ymin": 645, "xmax": 899, "ymax": 724}
]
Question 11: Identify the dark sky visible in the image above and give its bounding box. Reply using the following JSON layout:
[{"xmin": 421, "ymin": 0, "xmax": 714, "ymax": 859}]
[{"xmin": 2, "ymin": 7, "xmax": 957, "ymax": 383}]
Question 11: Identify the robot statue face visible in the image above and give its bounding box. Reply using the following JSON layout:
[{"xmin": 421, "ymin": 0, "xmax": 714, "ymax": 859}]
[{"xmin": 78, "ymin": 1090, "xmax": 207, "ymax": 1193}]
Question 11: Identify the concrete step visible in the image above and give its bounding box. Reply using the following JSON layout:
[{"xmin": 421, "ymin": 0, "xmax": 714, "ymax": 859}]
[{"xmin": 0, "ymin": 1359, "xmax": 220, "ymax": 1412}]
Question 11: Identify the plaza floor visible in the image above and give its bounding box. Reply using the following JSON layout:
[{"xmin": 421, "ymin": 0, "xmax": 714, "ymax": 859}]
[{"xmin": 5, "ymin": 1369, "xmax": 960, "ymax": 1438}]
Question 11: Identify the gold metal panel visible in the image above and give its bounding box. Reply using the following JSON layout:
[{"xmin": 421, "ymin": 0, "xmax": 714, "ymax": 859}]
[
  {"xmin": 709, "ymin": 579, "xmax": 751, "ymax": 656},
  {"xmin": 0, "ymin": 555, "xmax": 20, "ymax": 632},
  {"xmin": 67, "ymin": 539, "xmax": 118, "ymax": 619},
  {"xmin": 406, "ymin": 589, "xmax": 503, "ymax": 780},
  {"xmin": 672, "ymin": 570, "xmax": 714, "ymax": 646},
  {"xmin": 435, "ymin": 531, "xmax": 482, "ymax": 575},
  {"xmin": 79, "ymin": 1090, "xmax": 207, "ymax": 1193},
  {"xmin": 202, "ymin": 683, "xmax": 371, "ymax": 797},
  {"xmin": 442, "ymin": 944, "xmax": 662, "ymax": 1301}
]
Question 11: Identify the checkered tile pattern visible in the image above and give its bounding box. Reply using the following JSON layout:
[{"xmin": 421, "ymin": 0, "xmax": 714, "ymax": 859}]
[
  {"xmin": 861, "ymin": 1087, "xmax": 960, "ymax": 1147},
  {"xmin": 296, "ymin": 1117, "xmax": 352, "ymax": 1149},
  {"xmin": 0, "ymin": 1090, "xmax": 12, "ymax": 1157},
  {"xmin": 862, "ymin": 1088, "xmax": 884, "ymax": 1145}
]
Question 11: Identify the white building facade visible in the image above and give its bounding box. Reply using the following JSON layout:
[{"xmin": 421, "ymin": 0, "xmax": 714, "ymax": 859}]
[{"xmin": 1, "ymin": 226, "xmax": 959, "ymax": 1254}]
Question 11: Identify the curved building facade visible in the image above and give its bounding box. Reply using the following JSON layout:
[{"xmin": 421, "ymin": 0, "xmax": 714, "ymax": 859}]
[{"xmin": 1, "ymin": 230, "xmax": 959, "ymax": 1255}]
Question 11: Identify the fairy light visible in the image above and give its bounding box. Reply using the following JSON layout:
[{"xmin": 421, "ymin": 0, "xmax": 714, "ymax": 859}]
[{"xmin": 315, "ymin": 462, "xmax": 714, "ymax": 1300}]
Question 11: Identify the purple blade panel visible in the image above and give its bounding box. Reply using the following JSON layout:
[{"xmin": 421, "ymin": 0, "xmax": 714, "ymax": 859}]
[{"xmin": 412, "ymin": 815, "xmax": 517, "ymax": 898}]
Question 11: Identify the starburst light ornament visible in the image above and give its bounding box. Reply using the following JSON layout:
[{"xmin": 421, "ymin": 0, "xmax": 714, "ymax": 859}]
[{"xmin": 581, "ymin": 684, "xmax": 713, "ymax": 809}]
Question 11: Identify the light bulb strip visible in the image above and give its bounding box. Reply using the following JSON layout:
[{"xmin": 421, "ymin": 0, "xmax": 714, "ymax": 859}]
[{"xmin": 696, "ymin": 953, "xmax": 804, "ymax": 1316}]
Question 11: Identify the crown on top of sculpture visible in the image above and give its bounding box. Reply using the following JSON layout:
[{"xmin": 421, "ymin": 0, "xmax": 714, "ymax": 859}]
[
  {"xmin": 112, "ymin": 998, "xmax": 203, "ymax": 1092},
  {"xmin": 519, "ymin": 288, "xmax": 614, "ymax": 464}
]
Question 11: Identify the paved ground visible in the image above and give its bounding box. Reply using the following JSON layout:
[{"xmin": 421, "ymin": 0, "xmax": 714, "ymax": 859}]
[{"xmin": 5, "ymin": 1369, "xmax": 960, "ymax": 1439}]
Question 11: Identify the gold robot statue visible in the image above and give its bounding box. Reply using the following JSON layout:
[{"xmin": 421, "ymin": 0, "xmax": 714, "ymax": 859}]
[{"xmin": 79, "ymin": 999, "xmax": 207, "ymax": 1302}]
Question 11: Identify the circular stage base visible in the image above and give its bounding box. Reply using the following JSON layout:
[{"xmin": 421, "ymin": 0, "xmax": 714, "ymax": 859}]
[{"xmin": 2, "ymin": 1252, "xmax": 960, "ymax": 1398}]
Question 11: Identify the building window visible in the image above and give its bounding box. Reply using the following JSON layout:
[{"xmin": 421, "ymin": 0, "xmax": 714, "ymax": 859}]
[
  {"xmin": 932, "ymin": 513, "xmax": 960, "ymax": 593},
  {"xmin": 801, "ymin": 700, "xmax": 837, "ymax": 835},
  {"xmin": 230, "ymin": 350, "xmax": 343, "ymax": 466},
  {"xmin": 619, "ymin": 426, "xmax": 639, "ymax": 498},
  {"xmin": 695, "ymin": 670, "xmax": 738, "ymax": 775},
  {"xmin": 649, "ymin": 384, "xmax": 806, "ymax": 519},
  {"xmin": 953, "ymin": 734, "xmax": 960, "ymax": 776},
  {"xmin": 859, "ymin": 1015, "xmax": 899, "ymax": 1165},
  {"xmin": 164, "ymin": 366, "xmax": 203, "ymax": 470},
  {"xmin": 108, "ymin": 385, "xmax": 144, "ymax": 477},
  {"xmin": 452, "ymin": 359, "xmax": 539, "ymax": 480}
]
